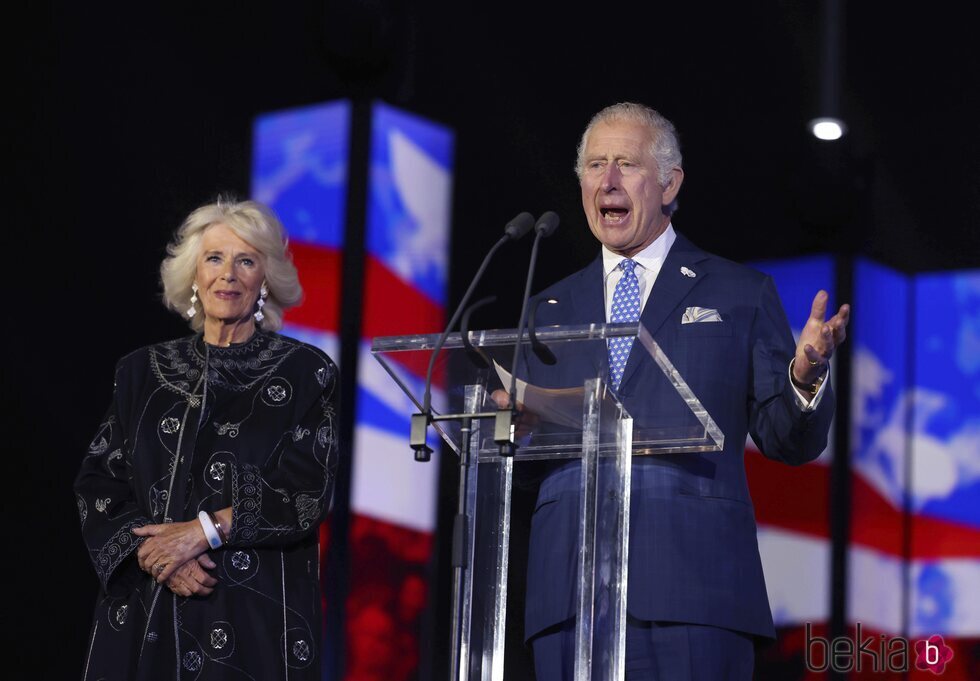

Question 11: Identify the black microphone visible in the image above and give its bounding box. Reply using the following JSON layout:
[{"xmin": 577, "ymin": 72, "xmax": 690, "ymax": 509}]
[
  {"xmin": 413, "ymin": 212, "xmax": 535, "ymax": 460},
  {"xmin": 504, "ymin": 212, "xmax": 535, "ymax": 240},
  {"xmin": 499, "ymin": 211, "xmax": 561, "ymax": 455},
  {"xmin": 534, "ymin": 210, "xmax": 560, "ymax": 237}
]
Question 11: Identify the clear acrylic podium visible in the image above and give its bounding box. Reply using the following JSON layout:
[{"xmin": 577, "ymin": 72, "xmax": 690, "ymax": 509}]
[{"xmin": 371, "ymin": 323, "xmax": 723, "ymax": 681}]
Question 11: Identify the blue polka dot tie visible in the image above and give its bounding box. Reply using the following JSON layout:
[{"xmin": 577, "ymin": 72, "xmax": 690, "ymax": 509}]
[{"xmin": 608, "ymin": 259, "xmax": 640, "ymax": 390}]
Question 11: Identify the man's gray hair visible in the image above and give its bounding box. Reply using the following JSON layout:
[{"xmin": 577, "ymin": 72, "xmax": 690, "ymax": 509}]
[{"xmin": 575, "ymin": 102, "xmax": 683, "ymax": 187}]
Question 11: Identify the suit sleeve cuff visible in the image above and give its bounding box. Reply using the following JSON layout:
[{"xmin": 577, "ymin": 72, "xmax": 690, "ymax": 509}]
[{"xmin": 788, "ymin": 360, "xmax": 829, "ymax": 412}]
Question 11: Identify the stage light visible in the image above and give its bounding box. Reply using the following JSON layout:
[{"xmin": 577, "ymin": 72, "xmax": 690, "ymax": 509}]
[
  {"xmin": 810, "ymin": 0, "xmax": 847, "ymax": 143},
  {"xmin": 809, "ymin": 117, "xmax": 847, "ymax": 141}
]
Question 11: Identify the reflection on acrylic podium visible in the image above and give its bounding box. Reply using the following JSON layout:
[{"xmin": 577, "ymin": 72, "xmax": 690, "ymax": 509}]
[{"xmin": 372, "ymin": 323, "xmax": 723, "ymax": 680}]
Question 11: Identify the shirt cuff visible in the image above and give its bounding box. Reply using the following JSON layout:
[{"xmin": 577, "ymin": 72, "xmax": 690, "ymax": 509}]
[{"xmin": 788, "ymin": 360, "xmax": 829, "ymax": 412}]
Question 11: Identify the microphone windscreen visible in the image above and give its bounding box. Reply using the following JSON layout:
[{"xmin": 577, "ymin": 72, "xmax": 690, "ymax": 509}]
[
  {"xmin": 504, "ymin": 212, "xmax": 535, "ymax": 240},
  {"xmin": 534, "ymin": 211, "xmax": 560, "ymax": 237}
]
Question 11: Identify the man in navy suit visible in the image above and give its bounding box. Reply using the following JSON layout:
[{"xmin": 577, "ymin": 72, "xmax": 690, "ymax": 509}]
[{"xmin": 519, "ymin": 103, "xmax": 850, "ymax": 679}]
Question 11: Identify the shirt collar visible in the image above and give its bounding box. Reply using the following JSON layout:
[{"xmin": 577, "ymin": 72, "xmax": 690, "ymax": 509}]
[{"xmin": 601, "ymin": 224, "xmax": 676, "ymax": 276}]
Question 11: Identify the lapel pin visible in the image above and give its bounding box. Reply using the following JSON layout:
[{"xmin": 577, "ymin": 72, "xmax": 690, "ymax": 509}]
[{"xmin": 680, "ymin": 266, "xmax": 696, "ymax": 278}]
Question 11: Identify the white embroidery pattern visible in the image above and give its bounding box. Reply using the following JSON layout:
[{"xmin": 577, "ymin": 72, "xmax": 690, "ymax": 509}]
[
  {"xmin": 183, "ymin": 651, "xmax": 202, "ymax": 671},
  {"xmin": 293, "ymin": 640, "xmax": 310, "ymax": 662},
  {"xmin": 214, "ymin": 422, "xmax": 240, "ymax": 438},
  {"xmin": 149, "ymin": 334, "xmax": 298, "ymax": 403},
  {"xmin": 211, "ymin": 628, "xmax": 227, "ymax": 649},
  {"xmin": 209, "ymin": 462, "xmax": 226, "ymax": 481},
  {"xmin": 77, "ymin": 495, "xmax": 88, "ymax": 525},
  {"xmin": 261, "ymin": 377, "xmax": 293, "ymax": 407},
  {"xmin": 150, "ymin": 487, "xmax": 169, "ymax": 518},
  {"xmin": 95, "ymin": 498, "xmax": 111, "ymax": 513},
  {"xmin": 231, "ymin": 551, "xmax": 251, "ymax": 571},
  {"xmin": 295, "ymin": 494, "xmax": 319, "ymax": 529},
  {"xmin": 94, "ymin": 519, "xmax": 143, "ymax": 588},
  {"xmin": 160, "ymin": 417, "xmax": 180, "ymax": 434}
]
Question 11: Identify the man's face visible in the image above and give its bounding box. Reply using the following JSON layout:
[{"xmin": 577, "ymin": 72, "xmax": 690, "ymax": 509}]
[{"xmin": 579, "ymin": 120, "xmax": 682, "ymax": 257}]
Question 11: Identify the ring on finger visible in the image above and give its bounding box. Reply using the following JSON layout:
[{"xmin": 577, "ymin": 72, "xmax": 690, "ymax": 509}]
[
  {"xmin": 153, "ymin": 562, "xmax": 167, "ymax": 576},
  {"xmin": 808, "ymin": 359, "xmax": 820, "ymax": 366}
]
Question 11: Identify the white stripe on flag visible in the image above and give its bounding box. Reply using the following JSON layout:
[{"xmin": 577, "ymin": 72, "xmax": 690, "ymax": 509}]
[
  {"xmin": 281, "ymin": 325, "xmax": 340, "ymax": 365},
  {"xmin": 350, "ymin": 423, "xmax": 439, "ymax": 532},
  {"xmin": 910, "ymin": 558, "xmax": 980, "ymax": 637},
  {"xmin": 757, "ymin": 526, "xmax": 830, "ymax": 626},
  {"xmin": 847, "ymin": 544, "xmax": 904, "ymax": 634}
]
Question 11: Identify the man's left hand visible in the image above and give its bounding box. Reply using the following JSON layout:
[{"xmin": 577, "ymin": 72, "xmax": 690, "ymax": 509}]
[{"xmin": 793, "ymin": 290, "xmax": 850, "ymax": 385}]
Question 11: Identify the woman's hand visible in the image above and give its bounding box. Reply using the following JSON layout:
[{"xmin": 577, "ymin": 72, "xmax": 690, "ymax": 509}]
[
  {"xmin": 133, "ymin": 519, "xmax": 209, "ymax": 583},
  {"xmin": 165, "ymin": 554, "xmax": 218, "ymax": 597}
]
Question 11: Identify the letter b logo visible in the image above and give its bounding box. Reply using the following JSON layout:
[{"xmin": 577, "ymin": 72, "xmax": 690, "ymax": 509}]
[
  {"xmin": 914, "ymin": 634, "xmax": 953, "ymax": 674},
  {"xmin": 925, "ymin": 640, "xmax": 939, "ymax": 665}
]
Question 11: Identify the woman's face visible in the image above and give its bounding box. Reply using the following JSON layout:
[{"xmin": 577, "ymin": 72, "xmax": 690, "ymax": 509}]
[{"xmin": 195, "ymin": 223, "xmax": 266, "ymax": 326}]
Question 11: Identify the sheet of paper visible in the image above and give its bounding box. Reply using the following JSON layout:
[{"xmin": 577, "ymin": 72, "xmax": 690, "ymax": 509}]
[{"xmin": 492, "ymin": 360, "xmax": 586, "ymax": 429}]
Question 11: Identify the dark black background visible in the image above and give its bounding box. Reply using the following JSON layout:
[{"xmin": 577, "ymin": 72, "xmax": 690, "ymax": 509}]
[{"xmin": 11, "ymin": 2, "xmax": 979, "ymax": 677}]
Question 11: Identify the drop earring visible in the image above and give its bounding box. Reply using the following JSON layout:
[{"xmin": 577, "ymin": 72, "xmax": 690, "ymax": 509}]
[
  {"xmin": 254, "ymin": 283, "xmax": 268, "ymax": 323},
  {"xmin": 186, "ymin": 283, "xmax": 199, "ymax": 318}
]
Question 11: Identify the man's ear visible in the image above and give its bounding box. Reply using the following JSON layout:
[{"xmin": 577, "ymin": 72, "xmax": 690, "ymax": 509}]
[{"xmin": 662, "ymin": 167, "xmax": 684, "ymax": 206}]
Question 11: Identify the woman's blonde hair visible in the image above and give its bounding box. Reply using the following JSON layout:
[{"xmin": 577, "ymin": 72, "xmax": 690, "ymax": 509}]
[{"xmin": 160, "ymin": 197, "xmax": 302, "ymax": 331}]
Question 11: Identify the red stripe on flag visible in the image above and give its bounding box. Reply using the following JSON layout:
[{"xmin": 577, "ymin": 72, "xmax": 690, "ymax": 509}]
[
  {"xmin": 749, "ymin": 449, "xmax": 980, "ymax": 559},
  {"xmin": 746, "ymin": 449, "xmax": 831, "ymax": 539},
  {"xmin": 362, "ymin": 254, "xmax": 444, "ymax": 381},
  {"xmin": 283, "ymin": 241, "xmax": 342, "ymax": 332},
  {"xmin": 850, "ymin": 472, "xmax": 980, "ymax": 559},
  {"xmin": 912, "ymin": 514, "xmax": 980, "ymax": 559},
  {"xmin": 849, "ymin": 471, "xmax": 905, "ymax": 557},
  {"xmin": 362, "ymin": 255, "xmax": 444, "ymax": 338}
]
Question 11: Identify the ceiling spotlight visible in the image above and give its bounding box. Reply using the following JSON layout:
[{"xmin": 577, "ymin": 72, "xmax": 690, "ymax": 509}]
[{"xmin": 809, "ymin": 117, "xmax": 847, "ymax": 141}]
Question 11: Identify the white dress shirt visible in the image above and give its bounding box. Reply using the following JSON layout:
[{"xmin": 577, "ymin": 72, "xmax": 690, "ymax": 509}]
[{"xmin": 601, "ymin": 225, "xmax": 676, "ymax": 321}]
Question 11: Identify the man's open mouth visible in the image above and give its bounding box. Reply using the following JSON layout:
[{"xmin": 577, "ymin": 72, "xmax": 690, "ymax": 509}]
[{"xmin": 600, "ymin": 207, "xmax": 630, "ymax": 223}]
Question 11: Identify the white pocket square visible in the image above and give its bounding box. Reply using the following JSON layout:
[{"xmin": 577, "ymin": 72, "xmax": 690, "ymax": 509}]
[{"xmin": 682, "ymin": 307, "xmax": 723, "ymax": 324}]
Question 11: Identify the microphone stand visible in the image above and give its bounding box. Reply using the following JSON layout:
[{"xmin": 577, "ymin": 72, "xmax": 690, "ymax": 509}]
[
  {"xmin": 412, "ymin": 213, "xmax": 534, "ymax": 461},
  {"xmin": 497, "ymin": 211, "xmax": 560, "ymax": 456},
  {"xmin": 405, "ymin": 212, "xmax": 534, "ymax": 680}
]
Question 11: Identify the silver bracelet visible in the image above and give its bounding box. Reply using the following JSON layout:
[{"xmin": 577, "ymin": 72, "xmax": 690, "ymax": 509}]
[{"xmin": 198, "ymin": 510, "xmax": 223, "ymax": 550}]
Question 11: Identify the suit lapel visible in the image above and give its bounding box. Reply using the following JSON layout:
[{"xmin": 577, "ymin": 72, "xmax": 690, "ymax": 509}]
[
  {"xmin": 565, "ymin": 257, "xmax": 608, "ymax": 377},
  {"xmin": 566, "ymin": 256, "xmax": 606, "ymax": 323},
  {"xmin": 619, "ymin": 232, "xmax": 709, "ymax": 390}
]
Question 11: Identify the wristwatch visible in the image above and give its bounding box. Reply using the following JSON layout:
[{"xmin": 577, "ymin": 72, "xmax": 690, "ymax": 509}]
[{"xmin": 790, "ymin": 358, "xmax": 827, "ymax": 397}]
